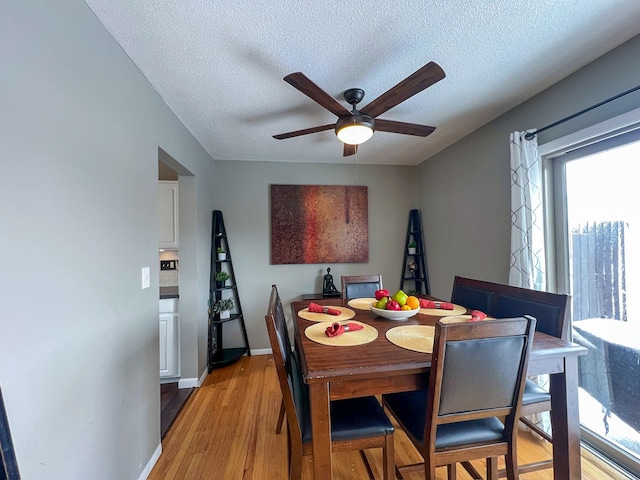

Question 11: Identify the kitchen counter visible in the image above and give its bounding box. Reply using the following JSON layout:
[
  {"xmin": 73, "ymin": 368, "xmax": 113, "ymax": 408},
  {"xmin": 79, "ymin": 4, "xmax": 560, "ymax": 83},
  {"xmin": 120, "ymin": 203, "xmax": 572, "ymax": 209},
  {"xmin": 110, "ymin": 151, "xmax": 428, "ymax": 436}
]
[{"xmin": 160, "ymin": 286, "xmax": 179, "ymax": 299}]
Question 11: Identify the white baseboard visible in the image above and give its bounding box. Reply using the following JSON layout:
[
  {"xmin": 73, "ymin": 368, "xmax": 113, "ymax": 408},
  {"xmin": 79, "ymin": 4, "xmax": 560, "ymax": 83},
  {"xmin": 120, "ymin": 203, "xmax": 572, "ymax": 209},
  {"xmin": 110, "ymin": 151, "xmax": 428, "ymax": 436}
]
[
  {"xmin": 197, "ymin": 367, "xmax": 208, "ymax": 386},
  {"xmin": 178, "ymin": 377, "xmax": 197, "ymax": 389},
  {"xmin": 251, "ymin": 348, "xmax": 272, "ymax": 355},
  {"xmin": 138, "ymin": 443, "xmax": 162, "ymax": 480},
  {"xmin": 178, "ymin": 367, "xmax": 208, "ymax": 389}
]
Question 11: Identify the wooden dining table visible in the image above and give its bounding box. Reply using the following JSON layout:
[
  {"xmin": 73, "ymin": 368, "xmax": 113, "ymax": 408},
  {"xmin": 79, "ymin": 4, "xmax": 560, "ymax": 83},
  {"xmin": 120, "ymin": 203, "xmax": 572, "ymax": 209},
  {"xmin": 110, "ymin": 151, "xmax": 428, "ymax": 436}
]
[{"xmin": 291, "ymin": 297, "xmax": 588, "ymax": 480}]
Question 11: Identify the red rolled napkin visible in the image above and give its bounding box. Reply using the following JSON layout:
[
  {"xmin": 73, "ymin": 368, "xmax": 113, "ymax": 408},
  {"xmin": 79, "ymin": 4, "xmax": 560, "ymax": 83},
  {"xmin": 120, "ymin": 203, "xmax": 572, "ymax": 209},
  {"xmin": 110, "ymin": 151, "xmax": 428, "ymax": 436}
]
[
  {"xmin": 308, "ymin": 302, "xmax": 341, "ymax": 316},
  {"xmin": 419, "ymin": 299, "xmax": 455, "ymax": 310},
  {"xmin": 325, "ymin": 322, "xmax": 364, "ymax": 337},
  {"xmin": 470, "ymin": 310, "xmax": 488, "ymax": 322}
]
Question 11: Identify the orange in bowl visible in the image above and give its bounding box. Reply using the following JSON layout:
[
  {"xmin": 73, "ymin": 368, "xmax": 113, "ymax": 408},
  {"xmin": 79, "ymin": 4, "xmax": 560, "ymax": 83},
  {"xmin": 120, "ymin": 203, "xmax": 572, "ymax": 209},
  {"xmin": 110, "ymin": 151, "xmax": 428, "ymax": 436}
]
[{"xmin": 406, "ymin": 296, "xmax": 420, "ymax": 310}]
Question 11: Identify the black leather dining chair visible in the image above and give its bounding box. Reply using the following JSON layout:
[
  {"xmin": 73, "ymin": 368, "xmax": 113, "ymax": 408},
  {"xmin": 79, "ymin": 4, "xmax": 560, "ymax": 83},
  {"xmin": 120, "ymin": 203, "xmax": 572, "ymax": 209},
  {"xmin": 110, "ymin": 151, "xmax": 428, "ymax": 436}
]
[
  {"xmin": 492, "ymin": 288, "xmax": 570, "ymax": 477},
  {"xmin": 266, "ymin": 285, "xmax": 395, "ymax": 480},
  {"xmin": 341, "ymin": 274, "xmax": 383, "ymax": 299},
  {"xmin": 450, "ymin": 276, "xmax": 571, "ymax": 477},
  {"xmin": 383, "ymin": 316, "xmax": 536, "ymax": 480}
]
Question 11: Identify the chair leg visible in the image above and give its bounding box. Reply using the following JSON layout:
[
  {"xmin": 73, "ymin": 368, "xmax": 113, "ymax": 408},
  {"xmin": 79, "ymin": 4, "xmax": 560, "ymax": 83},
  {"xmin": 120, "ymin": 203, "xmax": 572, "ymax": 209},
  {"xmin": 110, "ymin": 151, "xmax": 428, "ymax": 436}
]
[
  {"xmin": 504, "ymin": 446, "xmax": 519, "ymax": 480},
  {"xmin": 289, "ymin": 442, "xmax": 303, "ymax": 480},
  {"xmin": 275, "ymin": 399, "xmax": 286, "ymax": 434},
  {"xmin": 383, "ymin": 433, "xmax": 394, "ymax": 480},
  {"xmin": 425, "ymin": 456, "xmax": 437, "ymax": 480},
  {"xmin": 486, "ymin": 457, "xmax": 498, "ymax": 480},
  {"xmin": 447, "ymin": 462, "xmax": 457, "ymax": 479},
  {"xmin": 286, "ymin": 428, "xmax": 292, "ymax": 470},
  {"xmin": 505, "ymin": 417, "xmax": 553, "ymax": 476}
]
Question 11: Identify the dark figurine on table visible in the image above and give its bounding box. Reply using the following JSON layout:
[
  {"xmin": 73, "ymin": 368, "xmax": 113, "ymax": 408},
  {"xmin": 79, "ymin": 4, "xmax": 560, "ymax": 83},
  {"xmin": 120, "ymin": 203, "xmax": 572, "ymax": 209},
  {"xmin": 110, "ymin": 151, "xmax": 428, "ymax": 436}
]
[{"xmin": 322, "ymin": 268, "xmax": 340, "ymax": 296}]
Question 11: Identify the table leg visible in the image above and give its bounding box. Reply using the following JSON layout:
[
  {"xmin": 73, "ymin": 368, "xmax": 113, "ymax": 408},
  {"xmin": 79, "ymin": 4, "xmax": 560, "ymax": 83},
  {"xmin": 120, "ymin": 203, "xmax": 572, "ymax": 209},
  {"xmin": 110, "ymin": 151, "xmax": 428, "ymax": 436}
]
[
  {"xmin": 549, "ymin": 355, "xmax": 582, "ymax": 479},
  {"xmin": 309, "ymin": 382, "xmax": 332, "ymax": 479}
]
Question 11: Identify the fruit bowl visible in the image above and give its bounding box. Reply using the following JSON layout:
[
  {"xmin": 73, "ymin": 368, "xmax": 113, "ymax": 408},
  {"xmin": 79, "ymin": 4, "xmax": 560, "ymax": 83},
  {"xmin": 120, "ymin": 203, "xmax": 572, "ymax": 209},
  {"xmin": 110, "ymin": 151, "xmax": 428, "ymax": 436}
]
[{"xmin": 369, "ymin": 302, "xmax": 420, "ymax": 321}]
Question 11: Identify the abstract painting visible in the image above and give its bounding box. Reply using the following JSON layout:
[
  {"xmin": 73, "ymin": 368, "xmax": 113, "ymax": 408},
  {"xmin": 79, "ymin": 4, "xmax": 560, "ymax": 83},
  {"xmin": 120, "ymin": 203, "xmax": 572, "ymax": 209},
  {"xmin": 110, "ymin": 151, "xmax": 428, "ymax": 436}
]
[{"xmin": 271, "ymin": 185, "xmax": 368, "ymax": 264}]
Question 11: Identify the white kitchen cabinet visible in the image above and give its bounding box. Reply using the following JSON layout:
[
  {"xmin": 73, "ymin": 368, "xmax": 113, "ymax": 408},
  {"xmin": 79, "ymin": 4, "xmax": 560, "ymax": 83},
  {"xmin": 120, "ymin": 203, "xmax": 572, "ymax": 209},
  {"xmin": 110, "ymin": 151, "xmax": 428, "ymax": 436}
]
[
  {"xmin": 159, "ymin": 312, "xmax": 179, "ymax": 378},
  {"xmin": 158, "ymin": 181, "xmax": 178, "ymax": 249}
]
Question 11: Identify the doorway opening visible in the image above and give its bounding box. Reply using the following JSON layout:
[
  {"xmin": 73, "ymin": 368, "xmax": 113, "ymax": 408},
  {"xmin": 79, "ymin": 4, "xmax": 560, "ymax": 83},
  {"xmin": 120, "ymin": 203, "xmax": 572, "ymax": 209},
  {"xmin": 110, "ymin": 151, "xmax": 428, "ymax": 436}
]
[{"xmin": 158, "ymin": 147, "xmax": 196, "ymax": 438}]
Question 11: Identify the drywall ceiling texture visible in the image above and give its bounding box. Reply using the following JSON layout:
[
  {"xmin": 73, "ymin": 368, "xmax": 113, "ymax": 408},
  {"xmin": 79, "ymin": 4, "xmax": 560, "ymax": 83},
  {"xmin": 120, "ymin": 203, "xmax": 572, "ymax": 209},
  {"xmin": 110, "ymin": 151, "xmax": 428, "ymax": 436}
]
[{"xmin": 85, "ymin": 0, "xmax": 640, "ymax": 166}]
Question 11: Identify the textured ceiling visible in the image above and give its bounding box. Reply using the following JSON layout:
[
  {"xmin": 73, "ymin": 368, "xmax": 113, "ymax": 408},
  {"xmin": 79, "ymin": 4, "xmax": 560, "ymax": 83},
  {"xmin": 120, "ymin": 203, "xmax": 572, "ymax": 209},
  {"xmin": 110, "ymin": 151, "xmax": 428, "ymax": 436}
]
[{"xmin": 85, "ymin": 0, "xmax": 640, "ymax": 166}]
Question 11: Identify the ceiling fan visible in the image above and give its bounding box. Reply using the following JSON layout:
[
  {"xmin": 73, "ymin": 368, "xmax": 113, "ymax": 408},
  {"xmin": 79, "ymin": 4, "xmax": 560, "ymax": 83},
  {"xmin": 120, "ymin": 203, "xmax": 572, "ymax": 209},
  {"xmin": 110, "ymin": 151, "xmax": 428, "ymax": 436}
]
[{"xmin": 273, "ymin": 61, "xmax": 445, "ymax": 156}]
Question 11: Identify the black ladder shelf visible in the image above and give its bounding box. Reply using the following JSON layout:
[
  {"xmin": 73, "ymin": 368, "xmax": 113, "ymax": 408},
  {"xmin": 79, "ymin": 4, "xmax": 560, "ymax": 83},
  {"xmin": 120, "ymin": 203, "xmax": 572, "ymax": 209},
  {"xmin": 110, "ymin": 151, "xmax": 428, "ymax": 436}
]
[
  {"xmin": 400, "ymin": 209, "xmax": 430, "ymax": 295},
  {"xmin": 208, "ymin": 210, "xmax": 250, "ymax": 372}
]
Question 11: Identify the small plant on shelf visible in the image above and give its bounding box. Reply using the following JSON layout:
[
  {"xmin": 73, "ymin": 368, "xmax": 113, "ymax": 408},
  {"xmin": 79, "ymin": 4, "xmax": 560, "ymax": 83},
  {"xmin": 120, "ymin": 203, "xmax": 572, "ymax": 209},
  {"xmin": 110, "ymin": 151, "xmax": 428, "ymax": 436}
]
[
  {"xmin": 215, "ymin": 271, "xmax": 231, "ymax": 284},
  {"xmin": 408, "ymin": 241, "xmax": 417, "ymax": 254},
  {"xmin": 213, "ymin": 298, "xmax": 234, "ymax": 319},
  {"xmin": 217, "ymin": 246, "xmax": 227, "ymax": 260}
]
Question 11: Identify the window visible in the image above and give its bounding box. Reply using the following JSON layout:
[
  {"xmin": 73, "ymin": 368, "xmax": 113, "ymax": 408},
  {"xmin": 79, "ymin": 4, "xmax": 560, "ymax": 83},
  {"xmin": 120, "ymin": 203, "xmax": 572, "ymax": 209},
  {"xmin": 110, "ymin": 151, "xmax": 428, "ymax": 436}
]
[{"xmin": 542, "ymin": 110, "xmax": 640, "ymax": 476}]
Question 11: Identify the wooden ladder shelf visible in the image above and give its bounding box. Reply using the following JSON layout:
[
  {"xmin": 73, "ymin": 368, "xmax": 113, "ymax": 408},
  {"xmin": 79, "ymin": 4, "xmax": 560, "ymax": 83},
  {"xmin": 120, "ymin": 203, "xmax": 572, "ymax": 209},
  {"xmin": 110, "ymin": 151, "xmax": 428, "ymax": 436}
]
[
  {"xmin": 400, "ymin": 209, "xmax": 430, "ymax": 295},
  {"xmin": 207, "ymin": 210, "xmax": 250, "ymax": 371}
]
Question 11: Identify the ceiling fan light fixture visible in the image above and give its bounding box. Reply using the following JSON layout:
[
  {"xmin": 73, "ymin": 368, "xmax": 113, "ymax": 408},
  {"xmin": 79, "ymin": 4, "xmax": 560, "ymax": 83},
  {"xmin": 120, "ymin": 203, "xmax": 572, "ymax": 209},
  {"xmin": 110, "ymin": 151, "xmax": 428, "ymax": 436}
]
[{"xmin": 335, "ymin": 115, "xmax": 374, "ymax": 145}]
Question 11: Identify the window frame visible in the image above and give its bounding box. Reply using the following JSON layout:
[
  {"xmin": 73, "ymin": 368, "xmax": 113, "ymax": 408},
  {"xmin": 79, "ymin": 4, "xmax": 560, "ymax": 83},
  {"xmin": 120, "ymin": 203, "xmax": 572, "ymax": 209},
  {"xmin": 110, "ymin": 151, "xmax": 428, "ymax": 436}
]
[
  {"xmin": 541, "ymin": 107, "xmax": 640, "ymax": 294},
  {"xmin": 539, "ymin": 106, "xmax": 640, "ymax": 477}
]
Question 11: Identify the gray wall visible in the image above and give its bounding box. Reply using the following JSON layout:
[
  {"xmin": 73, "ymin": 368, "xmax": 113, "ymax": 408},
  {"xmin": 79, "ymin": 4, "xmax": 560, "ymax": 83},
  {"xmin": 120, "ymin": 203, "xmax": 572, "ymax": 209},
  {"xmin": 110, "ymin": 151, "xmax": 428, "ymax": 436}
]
[
  {"xmin": 418, "ymin": 34, "xmax": 640, "ymax": 300},
  {"xmin": 1, "ymin": 1, "xmax": 215, "ymax": 479}
]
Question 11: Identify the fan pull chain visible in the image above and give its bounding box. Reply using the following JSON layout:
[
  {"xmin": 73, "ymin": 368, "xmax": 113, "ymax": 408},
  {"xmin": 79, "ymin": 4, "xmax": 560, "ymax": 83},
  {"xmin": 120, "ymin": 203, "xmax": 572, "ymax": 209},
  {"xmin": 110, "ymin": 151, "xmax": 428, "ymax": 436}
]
[{"xmin": 353, "ymin": 146, "xmax": 358, "ymax": 182}]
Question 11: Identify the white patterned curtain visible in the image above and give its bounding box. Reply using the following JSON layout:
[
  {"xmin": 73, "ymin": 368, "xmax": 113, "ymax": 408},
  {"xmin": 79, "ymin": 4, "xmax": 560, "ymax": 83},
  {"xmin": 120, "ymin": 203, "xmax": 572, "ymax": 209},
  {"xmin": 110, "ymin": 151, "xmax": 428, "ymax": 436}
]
[
  {"xmin": 509, "ymin": 130, "xmax": 549, "ymax": 433},
  {"xmin": 509, "ymin": 130, "xmax": 546, "ymax": 290}
]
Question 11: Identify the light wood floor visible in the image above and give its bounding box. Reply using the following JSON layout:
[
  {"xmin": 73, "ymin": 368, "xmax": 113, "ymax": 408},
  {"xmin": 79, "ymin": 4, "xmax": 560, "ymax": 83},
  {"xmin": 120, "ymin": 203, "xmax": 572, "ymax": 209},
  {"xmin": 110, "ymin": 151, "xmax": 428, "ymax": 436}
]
[{"xmin": 148, "ymin": 355, "xmax": 629, "ymax": 479}]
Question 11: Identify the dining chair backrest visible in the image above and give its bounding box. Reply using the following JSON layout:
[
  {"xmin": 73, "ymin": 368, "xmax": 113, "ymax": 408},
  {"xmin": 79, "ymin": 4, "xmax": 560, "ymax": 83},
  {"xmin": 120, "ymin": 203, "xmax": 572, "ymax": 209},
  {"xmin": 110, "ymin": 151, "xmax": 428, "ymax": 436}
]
[
  {"xmin": 341, "ymin": 274, "xmax": 383, "ymax": 299},
  {"xmin": 493, "ymin": 290, "xmax": 570, "ymax": 340},
  {"xmin": 450, "ymin": 276, "xmax": 495, "ymax": 313},
  {"xmin": 427, "ymin": 316, "xmax": 536, "ymax": 438},
  {"xmin": 267, "ymin": 284, "xmax": 293, "ymax": 369},
  {"xmin": 265, "ymin": 285, "xmax": 304, "ymax": 444},
  {"xmin": 451, "ymin": 276, "xmax": 571, "ymax": 340}
]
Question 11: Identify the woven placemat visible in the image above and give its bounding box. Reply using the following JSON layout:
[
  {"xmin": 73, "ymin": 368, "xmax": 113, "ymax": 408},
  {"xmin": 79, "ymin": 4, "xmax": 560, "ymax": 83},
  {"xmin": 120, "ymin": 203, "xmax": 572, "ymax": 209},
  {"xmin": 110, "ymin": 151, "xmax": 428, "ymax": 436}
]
[
  {"xmin": 304, "ymin": 321, "xmax": 378, "ymax": 346},
  {"xmin": 298, "ymin": 306, "xmax": 356, "ymax": 322},
  {"xmin": 347, "ymin": 298, "xmax": 377, "ymax": 310},
  {"xmin": 386, "ymin": 325, "xmax": 435, "ymax": 354},
  {"xmin": 419, "ymin": 303, "xmax": 467, "ymax": 316}
]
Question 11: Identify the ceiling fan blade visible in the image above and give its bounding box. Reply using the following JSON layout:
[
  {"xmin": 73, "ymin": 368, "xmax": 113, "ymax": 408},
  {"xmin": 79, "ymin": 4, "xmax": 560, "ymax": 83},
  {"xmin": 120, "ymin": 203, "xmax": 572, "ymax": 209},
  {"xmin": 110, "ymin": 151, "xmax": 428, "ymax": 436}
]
[
  {"xmin": 284, "ymin": 72, "xmax": 351, "ymax": 117},
  {"xmin": 360, "ymin": 62, "xmax": 445, "ymax": 118},
  {"xmin": 343, "ymin": 143, "xmax": 357, "ymax": 156},
  {"xmin": 374, "ymin": 119, "xmax": 436, "ymax": 137},
  {"xmin": 273, "ymin": 123, "xmax": 335, "ymax": 140}
]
